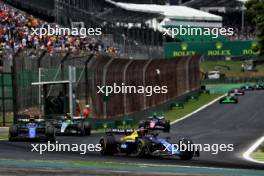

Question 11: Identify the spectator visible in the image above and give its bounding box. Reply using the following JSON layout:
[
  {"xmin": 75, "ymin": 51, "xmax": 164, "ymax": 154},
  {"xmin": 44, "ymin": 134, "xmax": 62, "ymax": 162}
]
[{"xmin": 83, "ymin": 104, "xmax": 91, "ymax": 118}]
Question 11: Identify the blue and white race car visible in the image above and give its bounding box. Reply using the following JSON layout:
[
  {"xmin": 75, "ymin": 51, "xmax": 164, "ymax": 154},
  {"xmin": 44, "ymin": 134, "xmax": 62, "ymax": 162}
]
[
  {"xmin": 100, "ymin": 129, "xmax": 200, "ymax": 160},
  {"xmin": 9, "ymin": 118, "xmax": 55, "ymax": 141}
]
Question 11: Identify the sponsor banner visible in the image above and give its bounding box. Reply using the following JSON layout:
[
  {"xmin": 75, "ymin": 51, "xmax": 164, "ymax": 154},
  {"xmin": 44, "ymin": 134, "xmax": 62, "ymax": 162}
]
[{"xmin": 164, "ymin": 40, "xmax": 260, "ymax": 57}]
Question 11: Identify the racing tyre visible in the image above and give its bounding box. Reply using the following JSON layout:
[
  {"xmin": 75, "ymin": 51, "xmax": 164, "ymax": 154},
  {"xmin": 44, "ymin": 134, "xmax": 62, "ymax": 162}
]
[
  {"xmin": 179, "ymin": 138, "xmax": 194, "ymax": 160},
  {"xmin": 219, "ymin": 99, "xmax": 224, "ymax": 104},
  {"xmin": 84, "ymin": 121, "xmax": 91, "ymax": 136},
  {"xmin": 77, "ymin": 122, "xmax": 85, "ymax": 136},
  {"xmin": 45, "ymin": 125, "xmax": 55, "ymax": 142},
  {"xmin": 136, "ymin": 138, "xmax": 151, "ymax": 157},
  {"xmin": 9, "ymin": 125, "xmax": 18, "ymax": 141},
  {"xmin": 164, "ymin": 120, "xmax": 170, "ymax": 132},
  {"xmin": 232, "ymin": 98, "xmax": 238, "ymax": 104},
  {"xmin": 100, "ymin": 135, "xmax": 117, "ymax": 155}
]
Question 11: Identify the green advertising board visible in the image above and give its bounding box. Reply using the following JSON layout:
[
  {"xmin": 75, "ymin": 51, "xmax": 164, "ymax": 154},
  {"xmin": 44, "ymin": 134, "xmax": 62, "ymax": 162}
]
[{"xmin": 164, "ymin": 40, "xmax": 259, "ymax": 58}]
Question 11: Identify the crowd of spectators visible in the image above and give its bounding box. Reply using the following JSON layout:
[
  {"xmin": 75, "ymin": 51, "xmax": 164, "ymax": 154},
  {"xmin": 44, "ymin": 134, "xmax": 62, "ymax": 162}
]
[
  {"xmin": 216, "ymin": 11, "xmax": 257, "ymax": 41},
  {"xmin": 0, "ymin": 2, "xmax": 120, "ymax": 59}
]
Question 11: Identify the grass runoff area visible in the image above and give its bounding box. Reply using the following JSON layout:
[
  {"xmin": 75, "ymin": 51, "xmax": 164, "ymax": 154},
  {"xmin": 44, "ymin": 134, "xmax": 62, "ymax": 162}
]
[
  {"xmin": 165, "ymin": 93, "xmax": 221, "ymax": 122},
  {"xmin": 201, "ymin": 60, "xmax": 264, "ymax": 78},
  {"xmin": 0, "ymin": 133, "xmax": 7, "ymax": 140},
  {"xmin": 251, "ymin": 146, "xmax": 264, "ymax": 162}
]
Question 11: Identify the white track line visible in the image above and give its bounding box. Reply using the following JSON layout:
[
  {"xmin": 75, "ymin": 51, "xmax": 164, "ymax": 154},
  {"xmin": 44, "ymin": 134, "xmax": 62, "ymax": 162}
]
[
  {"xmin": 243, "ymin": 136, "xmax": 264, "ymax": 164},
  {"xmin": 171, "ymin": 94, "xmax": 225, "ymax": 125}
]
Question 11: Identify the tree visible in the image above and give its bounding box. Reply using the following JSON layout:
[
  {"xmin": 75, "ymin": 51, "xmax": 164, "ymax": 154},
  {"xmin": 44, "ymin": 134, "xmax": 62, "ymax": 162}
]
[{"xmin": 246, "ymin": 0, "xmax": 264, "ymax": 55}]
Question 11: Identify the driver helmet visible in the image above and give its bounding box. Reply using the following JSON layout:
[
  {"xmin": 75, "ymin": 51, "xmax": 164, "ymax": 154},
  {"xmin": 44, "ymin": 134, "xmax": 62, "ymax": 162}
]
[
  {"xmin": 29, "ymin": 115, "xmax": 35, "ymax": 122},
  {"xmin": 138, "ymin": 127, "xmax": 148, "ymax": 136},
  {"xmin": 66, "ymin": 113, "xmax": 72, "ymax": 119}
]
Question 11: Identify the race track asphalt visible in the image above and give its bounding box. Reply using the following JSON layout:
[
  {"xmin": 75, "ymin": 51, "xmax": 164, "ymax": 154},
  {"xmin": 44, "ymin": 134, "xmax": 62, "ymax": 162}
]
[{"xmin": 0, "ymin": 91, "xmax": 264, "ymax": 171}]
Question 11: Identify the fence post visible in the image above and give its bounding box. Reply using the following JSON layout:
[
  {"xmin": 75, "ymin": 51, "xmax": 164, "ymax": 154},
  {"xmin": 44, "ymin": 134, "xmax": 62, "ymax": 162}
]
[
  {"xmin": 12, "ymin": 48, "xmax": 21, "ymax": 124},
  {"xmin": 60, "ymin": 52, "xmax": 71, "ymax": 81},
  {"xmin": 85, "ymin": 54, "xmax": 94, "ymax": 105},
  {"xmin": 1, "ymin": 73, "xmax": 5, "ymax": 126}
]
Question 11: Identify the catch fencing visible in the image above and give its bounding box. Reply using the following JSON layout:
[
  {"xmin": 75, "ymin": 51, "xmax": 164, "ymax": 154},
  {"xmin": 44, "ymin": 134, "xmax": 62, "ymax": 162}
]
[
  {"xmin": 88, "ymin": 55, "xmax": 200, "ymax": 118},
  {"xmin": 2, "ymin": 49, "xmax": 200, "ymax": 119}
]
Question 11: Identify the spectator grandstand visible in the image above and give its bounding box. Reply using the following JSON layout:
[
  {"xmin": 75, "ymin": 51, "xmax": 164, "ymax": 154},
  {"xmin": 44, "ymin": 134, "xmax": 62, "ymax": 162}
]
[
  {"xmin": 0, "ymin": 1, "xmax": 119, "ymax": 61},
  {"xmin": 3, "ymin": 0, "xmax": 257, "ymax": 59}
]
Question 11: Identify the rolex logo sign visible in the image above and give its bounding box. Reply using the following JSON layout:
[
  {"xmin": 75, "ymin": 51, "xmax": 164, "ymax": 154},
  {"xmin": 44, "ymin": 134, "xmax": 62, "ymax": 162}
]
[
  {"xmin": 181, "ymin": 42, "xmax": 188, "ymax": 51},
  {"xmin": 216, "ymin": 42, "xmax": 223, "ymax": 50}
]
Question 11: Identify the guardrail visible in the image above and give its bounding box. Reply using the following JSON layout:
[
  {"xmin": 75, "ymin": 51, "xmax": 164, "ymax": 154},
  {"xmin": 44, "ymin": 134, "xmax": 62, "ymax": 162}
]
[{"xmin": 202, "ymin": 77, "xmax": 264, "ymax": 84}]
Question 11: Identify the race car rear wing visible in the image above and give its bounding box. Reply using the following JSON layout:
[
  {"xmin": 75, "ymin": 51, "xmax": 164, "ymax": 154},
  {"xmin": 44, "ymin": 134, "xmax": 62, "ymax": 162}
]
[
  {"xmin": 17, "ymin": 118, "xmax": 45, "ymax": 122},
  {"xmin": 106, "ymin": 129, "xmax": 134, "ymax": 135}
]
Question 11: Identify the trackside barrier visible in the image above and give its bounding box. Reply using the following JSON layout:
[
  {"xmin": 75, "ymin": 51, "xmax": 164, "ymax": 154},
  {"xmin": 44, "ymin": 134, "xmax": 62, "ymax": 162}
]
[{"xmin": 202, "ymin": 77, "xmax": 264, "ymax": 84}]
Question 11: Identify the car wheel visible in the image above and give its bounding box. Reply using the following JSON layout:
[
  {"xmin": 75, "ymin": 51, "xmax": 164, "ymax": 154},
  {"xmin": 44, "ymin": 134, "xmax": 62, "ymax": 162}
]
[
  {"xmin": 164, "ymin": 120, "xmax": 170, "ymax": 132},
  {"xmin": 9, "ymin": 125, "xmax": 18, "ymax": 141},
  {"xmin": 45, "ymin": 125, "xmax": 55, "ymax": 142},
  {"xmin": 179, "ymin": 138, "xmax": 194, "ymax": 160},
  {"xmin": 77, "ymin": 122, "xmax": 85, "ymax": 136},
  {"xmin": 136, "ymin": 138, "xmax": 151, "ymax": 157},
  {"xmin": 99, "ymin": 135, "xmax": 117, "ymax": 155},
  {"xmin": 84, "ymin": 121, "xmax": 91, "ymax": 136}
]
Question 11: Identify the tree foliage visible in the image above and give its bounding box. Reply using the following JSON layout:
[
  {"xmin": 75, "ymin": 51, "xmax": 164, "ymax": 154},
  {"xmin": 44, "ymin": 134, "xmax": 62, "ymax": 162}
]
[{"xmin": 246, "ymin": 0, "xmax": 264, "ymax": 55}]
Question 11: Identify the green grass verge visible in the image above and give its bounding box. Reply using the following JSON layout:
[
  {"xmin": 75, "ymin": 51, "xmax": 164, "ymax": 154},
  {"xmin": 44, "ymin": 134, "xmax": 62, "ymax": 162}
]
[
  {"xmin": 251, "ymin": 152, "xmax": 264, "ymax": 161},
  {"xmin": 0, "ymin": 133, "xmax": 8, "ymax": 140},
  {"xmin": 165, "ymin": 93, "xmax": 221, "ymax": 122},
  {"xmin": 201, "ymin": 60, "xmax": 264, "ymax": 78},
  {"xmin": 0, "ymin": 112, "xmax": 13, "ymax": 127},
  {"xmin": 251, "ymin": 148, "xmax": 264, "ymax": 162}
]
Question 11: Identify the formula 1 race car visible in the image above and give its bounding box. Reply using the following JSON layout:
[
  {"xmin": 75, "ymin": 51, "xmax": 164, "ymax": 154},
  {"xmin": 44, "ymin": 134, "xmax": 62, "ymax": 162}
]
[
  {"xmin": 139, "ymin": 115, "xmax": 170, "ymax": 132},
  {"xmin": 219, "ymin": 95, "xmax": 238, "ymax": 104},
  {"xmin": 9, "ymin": 118, "xmax": 55, "ymax": 141},
  {"xmin": 228, "ymin": 89, "xmax": 245, "ymax": 96},
  {"xmin": 254, "ymin": 84, "xmax": 264, "ymax": 90},
  {"xmin": 240, "ymin": 84, "xmax": 254, "ymax": 91},
  {"xmin": 99, "ymin": 129, "xmax": 200, "ymax": 160},
  {"xmin": 50, "ymin": 114, "xmax": 91, "ymax": 136}
]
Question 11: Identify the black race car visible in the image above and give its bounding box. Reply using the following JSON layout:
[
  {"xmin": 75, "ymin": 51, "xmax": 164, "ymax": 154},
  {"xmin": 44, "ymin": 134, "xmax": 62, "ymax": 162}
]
[
  {"xmin": 99, "ymin": 129, "xmax": 199, "ymax": 160},
  {"xmin": 254, "ymin": 84, "xmax": 264, "ymax": 90},
  {"xmin": 9, "ymin": 118, "xmax": 55, "ymax": 141},
  {"xmin": 50, "ymin": 115, "xmax": 91, "ymax": 136},
  {"xmin": 139, "ymin": 115, "xmax": 170, "ymax": 132},
  {"xmin": 240, "ymin": 84, "xmax": 254, "ymax": 91}
]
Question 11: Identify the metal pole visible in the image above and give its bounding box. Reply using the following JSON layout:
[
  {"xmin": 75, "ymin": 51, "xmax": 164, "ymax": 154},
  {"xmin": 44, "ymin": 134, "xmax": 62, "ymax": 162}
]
[
  {"xmin": 1, "ymin": 73, "xmax": 5, "ymax": 126},
  {"xmin": 242, "ymin": 4, "xmax": 245, "ymax": 32},
  {"xmin": 85, "ymin": 54, "xmax": 94, "ymax": 105},
  {"xmin": 69, "ymin": 66, "xmax": 73, "ymax": 116},
  {"xmin": 61, "ymin": 52, "xmax": 70, "ymax": 81},
  {"xmin": 12, "ymin": 48, "xmax": 21, "ymax": 124},
  {"xmin": 38, "ymin": 68, "xmax": 44, "ymax": 117}
]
